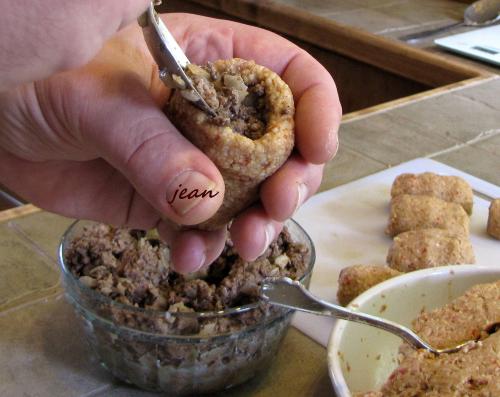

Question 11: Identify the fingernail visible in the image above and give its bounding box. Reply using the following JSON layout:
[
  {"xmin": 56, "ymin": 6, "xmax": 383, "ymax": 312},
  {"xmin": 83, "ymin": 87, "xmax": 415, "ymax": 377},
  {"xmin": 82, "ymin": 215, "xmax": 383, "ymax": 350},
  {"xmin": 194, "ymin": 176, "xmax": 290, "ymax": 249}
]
[
  {"xmin": 256, "ymin": 223, "xmax": 276, "ymax": 259},
  {"xmin": 178, "ymin": 251, "xmax": 206, "ymax": 275},
  {"xmin": 327, "ymin": 133, "xmax": 339, "ymax": 161},
  {"xmin": 293, "ymin": 183, "xmax": 309, "ymax": 215},
  {"xmin": 191, "ymin": 251, "xmax": 206, "ymax": 273},
  {"xmin": 166, "ymin": 171, "xmax": 218, "ymax": 216}
]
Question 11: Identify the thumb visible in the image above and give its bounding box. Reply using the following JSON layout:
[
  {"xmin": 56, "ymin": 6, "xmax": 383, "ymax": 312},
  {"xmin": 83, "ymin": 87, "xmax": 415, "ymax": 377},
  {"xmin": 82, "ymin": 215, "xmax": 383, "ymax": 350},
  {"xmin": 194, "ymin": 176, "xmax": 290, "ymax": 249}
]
[{"xmin": 81, "ymin": 76, "xmax": 225, "ymax": 226}]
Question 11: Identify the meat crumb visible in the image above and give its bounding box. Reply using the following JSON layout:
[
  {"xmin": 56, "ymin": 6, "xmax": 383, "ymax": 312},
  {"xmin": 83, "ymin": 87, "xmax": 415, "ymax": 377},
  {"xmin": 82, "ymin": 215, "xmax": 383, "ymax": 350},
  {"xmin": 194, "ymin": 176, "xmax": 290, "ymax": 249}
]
[{"xmin": 65, "ymin": 224, "xmax": 309, "ymax": 313}]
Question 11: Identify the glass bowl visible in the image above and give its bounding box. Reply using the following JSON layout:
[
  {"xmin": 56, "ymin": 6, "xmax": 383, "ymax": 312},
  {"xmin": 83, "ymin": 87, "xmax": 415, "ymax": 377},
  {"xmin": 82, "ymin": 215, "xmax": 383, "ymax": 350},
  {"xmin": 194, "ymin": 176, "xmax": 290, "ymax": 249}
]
[{"xmin": 58, "ymin": 219, "xmax": 315, "ymax": 395}]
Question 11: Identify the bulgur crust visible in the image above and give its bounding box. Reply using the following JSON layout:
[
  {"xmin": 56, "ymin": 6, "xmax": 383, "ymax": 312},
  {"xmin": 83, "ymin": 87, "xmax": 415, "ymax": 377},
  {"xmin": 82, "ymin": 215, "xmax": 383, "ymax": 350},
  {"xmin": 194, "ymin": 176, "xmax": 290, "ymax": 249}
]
[
  {"xmin": 487, "ymin": 199, "xmax": 500, "ymax": 240},
  {"xmin": 167, "ymin": 59, "xmax": 294, "ymax": 230},
  {"xmin": 386, "ymin": 194, "xmax": 470, "ymax": 237},
  {"xmin": 378, "ymin": 332, "xmax": 500, "ymax": 397},
  {"xmin": 411, "ymin": 280, "xmax": 500, "ymax": 349},
  {"xmin": 387, "ymin": 228, "xmax": 475, "ymax": 272},
  {"xmin": 391, "ymin": 172, "xmax": 473, "ymax": 215},
  {"xmin": 337, "ymin": 265, "xmax": 401, "ymax": 306}
]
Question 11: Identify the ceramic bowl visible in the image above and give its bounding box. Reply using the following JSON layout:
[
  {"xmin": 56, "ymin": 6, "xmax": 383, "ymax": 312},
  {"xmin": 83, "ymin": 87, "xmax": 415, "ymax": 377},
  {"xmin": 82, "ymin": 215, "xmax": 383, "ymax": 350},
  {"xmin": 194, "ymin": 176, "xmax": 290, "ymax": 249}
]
[{"xmin": 328, "ymin": 265, "xmax": 500, "ymax": 396}]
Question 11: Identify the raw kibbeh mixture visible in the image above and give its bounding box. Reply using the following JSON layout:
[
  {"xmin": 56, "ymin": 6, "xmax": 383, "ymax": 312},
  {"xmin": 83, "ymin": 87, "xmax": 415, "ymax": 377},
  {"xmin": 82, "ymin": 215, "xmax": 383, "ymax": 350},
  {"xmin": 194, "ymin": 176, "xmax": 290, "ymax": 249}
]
[{"xmin": 357, "ymin": 280, "xmax": 500, "ymax": 397}]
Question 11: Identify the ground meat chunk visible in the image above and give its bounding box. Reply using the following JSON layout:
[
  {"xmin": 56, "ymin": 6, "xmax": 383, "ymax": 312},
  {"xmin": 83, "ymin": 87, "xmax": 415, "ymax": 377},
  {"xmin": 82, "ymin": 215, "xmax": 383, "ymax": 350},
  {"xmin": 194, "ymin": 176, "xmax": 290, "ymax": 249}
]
[
  {"xmin": 184, "ymin": 61, "xmax": 268, "ymax": 139},
  {"xmin": 65, "ymin": 223, "xmax": 309, "ymax": 313},
  {"xmin": 387, "ymin": 228, "xmax": 475, "ymax": 272},
  {"xmin": 337, "ymin": 265, "xmax": 401, "ymax": 306}
]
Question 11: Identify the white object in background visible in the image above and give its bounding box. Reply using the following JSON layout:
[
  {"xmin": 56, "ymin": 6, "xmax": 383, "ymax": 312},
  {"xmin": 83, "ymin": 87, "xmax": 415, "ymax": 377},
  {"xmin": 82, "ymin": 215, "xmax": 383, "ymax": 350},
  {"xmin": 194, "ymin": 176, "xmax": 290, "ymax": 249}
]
[{"xmin": 435, "ymin": 24, "xmax": 500, "ymax": 66}]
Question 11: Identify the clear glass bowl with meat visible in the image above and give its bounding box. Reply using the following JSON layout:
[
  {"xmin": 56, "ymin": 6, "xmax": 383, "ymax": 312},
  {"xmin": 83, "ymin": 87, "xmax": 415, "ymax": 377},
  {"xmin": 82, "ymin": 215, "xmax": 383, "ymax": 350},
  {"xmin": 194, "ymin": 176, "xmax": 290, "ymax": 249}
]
[{"xmin": 58, "ymin": 219, "xmax": 315, "ymax": 395}]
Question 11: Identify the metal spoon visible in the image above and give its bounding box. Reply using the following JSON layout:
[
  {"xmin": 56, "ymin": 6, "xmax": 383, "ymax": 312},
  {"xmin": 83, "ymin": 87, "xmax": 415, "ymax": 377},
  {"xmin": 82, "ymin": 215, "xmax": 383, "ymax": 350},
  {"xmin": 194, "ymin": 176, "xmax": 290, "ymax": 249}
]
[
  {"xmin": 400, "ymin": 0, "xmax": 500, "ymax": 42},
  {"xmin": 260, "ymin": 277, "xmax": 474, "ymax": 355},
  {"xmin": 138, "ymin": 1, "xmax": 217, "ymax": 116}
]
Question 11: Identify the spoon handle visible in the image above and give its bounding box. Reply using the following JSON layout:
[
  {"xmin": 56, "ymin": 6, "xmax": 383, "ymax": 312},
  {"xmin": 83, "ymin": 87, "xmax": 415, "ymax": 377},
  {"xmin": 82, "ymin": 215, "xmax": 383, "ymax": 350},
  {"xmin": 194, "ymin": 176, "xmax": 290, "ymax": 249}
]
[
  {"xmin": 300, "ymin": 291, "xmax": 433, "ymax": 351},
  {"xmin": 261, "ymin": 277, "xmax": 435, "ymax": 352},
  {"xmin": 400, "ymin": 22, "xmax": 463, "ymax": 42}
]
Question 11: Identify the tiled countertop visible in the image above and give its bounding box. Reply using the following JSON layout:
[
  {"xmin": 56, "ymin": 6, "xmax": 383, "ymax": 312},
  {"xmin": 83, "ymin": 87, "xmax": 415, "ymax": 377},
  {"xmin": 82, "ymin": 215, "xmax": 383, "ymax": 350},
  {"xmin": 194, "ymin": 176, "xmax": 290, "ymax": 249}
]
[
  {"xmin": 1, "ymin": 75, "xmax": 499, "ymax": 397},
  {"xmin": 257, "ymin": 0, "xmax": 500, "ymax": 74},
  {"xmin": 2, "ymin": 1, "xmax": 500, "ymax": 396},
  {"xmin": 179, "ymin": 0, "xmax": 499, "ymax": 82},
  {"xmin": 0, "ymin": 208, "xmax": 331, "ymax": 396}
]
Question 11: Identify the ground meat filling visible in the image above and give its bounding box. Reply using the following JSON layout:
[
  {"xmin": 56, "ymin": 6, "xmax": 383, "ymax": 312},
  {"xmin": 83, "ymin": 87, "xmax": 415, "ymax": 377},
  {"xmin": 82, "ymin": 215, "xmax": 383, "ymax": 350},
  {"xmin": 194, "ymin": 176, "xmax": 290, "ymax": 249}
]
[
  {"xmin": 183, "ymin": 63, "xmax": 268, "ymax": 140},
  {"xmin": 65, "ymin": 224, "xmax": 308, "ymax": 313}
]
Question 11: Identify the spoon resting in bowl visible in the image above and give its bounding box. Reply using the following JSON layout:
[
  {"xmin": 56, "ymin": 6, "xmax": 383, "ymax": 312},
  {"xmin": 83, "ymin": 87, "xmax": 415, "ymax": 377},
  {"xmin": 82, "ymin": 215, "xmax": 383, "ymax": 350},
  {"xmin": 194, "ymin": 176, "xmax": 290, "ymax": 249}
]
[{"xmin": 260, "ymin": 277, "xmax": 475, "ymax": 356}]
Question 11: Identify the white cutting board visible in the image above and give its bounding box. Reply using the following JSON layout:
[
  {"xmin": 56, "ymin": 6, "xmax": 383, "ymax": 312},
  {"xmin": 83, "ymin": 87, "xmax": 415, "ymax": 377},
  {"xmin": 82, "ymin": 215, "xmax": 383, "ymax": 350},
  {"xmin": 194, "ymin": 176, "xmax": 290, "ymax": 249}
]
[{"xmin": 291, "ymin": 158, "xmax": 500, "ymax": 347}]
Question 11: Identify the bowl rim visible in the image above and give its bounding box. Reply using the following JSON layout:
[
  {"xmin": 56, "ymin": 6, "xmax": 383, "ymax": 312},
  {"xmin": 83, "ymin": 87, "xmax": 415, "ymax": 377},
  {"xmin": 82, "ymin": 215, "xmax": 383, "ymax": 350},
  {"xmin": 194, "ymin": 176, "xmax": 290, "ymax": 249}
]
[
  {"xmin": 58, "ymin": 218, "xmax": 316, "ymax": 319},
  {"xmin": 327, "ymin": 264, "xmax": 500, "ymax": 397}
]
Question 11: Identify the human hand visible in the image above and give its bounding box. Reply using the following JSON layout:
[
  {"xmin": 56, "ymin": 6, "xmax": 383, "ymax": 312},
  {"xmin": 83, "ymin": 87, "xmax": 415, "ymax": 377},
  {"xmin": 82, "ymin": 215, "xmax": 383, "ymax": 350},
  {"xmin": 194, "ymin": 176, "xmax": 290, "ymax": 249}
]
[
  {"xmin": 0, "ymin": 0, "xmax": 150, "ymax": 91},
  {"xmin": 0, "ymin": 14, "xmax": 341, "ymax": 273}
]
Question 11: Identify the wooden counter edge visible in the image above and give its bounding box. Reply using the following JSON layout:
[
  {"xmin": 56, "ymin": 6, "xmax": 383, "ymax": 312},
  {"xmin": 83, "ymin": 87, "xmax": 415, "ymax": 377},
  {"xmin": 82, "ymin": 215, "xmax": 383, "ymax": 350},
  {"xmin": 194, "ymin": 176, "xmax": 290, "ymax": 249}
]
[
  {"xmin": 342, "ymin": 75, "xmax": 498, "ymax": 122},
  {"xmin": 187, "ymin": 0, "xmax": 491, "ymax": 87},
  {"xmin": 0, "ymin": 204, "xmax": 40, "ymax": 223}
]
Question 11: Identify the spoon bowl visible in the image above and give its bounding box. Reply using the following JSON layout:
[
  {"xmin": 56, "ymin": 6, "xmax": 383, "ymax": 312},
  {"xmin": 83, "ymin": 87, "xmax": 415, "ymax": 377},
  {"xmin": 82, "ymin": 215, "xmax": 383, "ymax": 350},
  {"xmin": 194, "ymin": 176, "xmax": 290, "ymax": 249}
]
[
  {"xmin": 261, "ymin": 277, "xmax": 472, "ymax": 355},
  {"xmin": 401, "ymin": 0, "xmax": 500, "ymax": 42}
]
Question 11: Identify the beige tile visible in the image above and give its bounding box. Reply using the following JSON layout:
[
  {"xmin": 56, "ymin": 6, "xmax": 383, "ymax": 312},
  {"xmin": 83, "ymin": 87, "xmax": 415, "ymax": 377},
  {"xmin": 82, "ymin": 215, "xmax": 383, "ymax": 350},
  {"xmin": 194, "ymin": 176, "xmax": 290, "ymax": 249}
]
[
  {"xmin": 320, "ymin": 146, "xmax": 387, "ymax": 191},
  {"xmin": 9, "ymin": 211, "xmax": 75, "ymax": 264},
  {"xmin": 433, "ymin": 145, "xmax": 500, "ymax": 186},
  {"xmin": 340, "ymin": 112, "xmax": 458, "ymax": 165},
  {"xmin": 474, "ymin": 133, "xmax": 500, "ymax": 157},
  {"xmin": 371, "ymin": 0, "xmax": 463, "ymax": 25},
  {"xmin": 324, "ymin": 8, "xmax": 411, "ymax": 33},
  {"xmin": 0, "ymin": 295, "xmax": 111, "ymax": 397},
  {"xmin": 0, "ymin": 224, "xmax": 60, "ymax": 311},
  {"xmin": 389, "ymin": 92, "xmax": 500, "ymax": 143},
  {"xmin": 273, "ymin": 0, "xmax": 363, "ymax": 15},
  {"xmin": 456, "ymin": 78, "xmax": 500, "ymax": 111},
  {"xmin": 218, "ymin": 327, "xmax": 332, "ymax": 397}
]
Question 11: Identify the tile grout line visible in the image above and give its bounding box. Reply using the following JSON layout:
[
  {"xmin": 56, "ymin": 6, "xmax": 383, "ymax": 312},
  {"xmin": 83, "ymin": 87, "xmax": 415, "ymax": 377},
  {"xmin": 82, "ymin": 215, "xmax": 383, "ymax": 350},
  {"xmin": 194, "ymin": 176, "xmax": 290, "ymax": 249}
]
[
  {"xmin": 0, "ymin": 290, "xmax": 63, "ymax": 317},
  {"xmin": 7, "ymin": 221, "xmax": 59, "ymax": 268},
  {"xmin": 454, "ymin": 91, "xmax": 500, "ymax": 113},
  {"xmin": 375, "ymin": 18, "xmax": 453, "ymax": 35},
  {"xmin": 324, "ymin": 0, "xmax": 409, "ymax": 17},
  {"xmin": 426, "ymin": 128, "xmax": 500, "ymax": 158},
  {"xmin": 338, "ymin": 141, "xmax": 391, "ymax": 167}
]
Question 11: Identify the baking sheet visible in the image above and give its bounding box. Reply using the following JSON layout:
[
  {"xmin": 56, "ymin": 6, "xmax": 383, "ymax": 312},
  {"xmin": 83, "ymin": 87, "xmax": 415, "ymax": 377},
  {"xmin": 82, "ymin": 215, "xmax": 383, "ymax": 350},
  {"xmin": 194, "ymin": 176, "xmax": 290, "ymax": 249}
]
[{"xmin": 291, "ymin": 158, "xmax": 500, "ymax": 347}]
